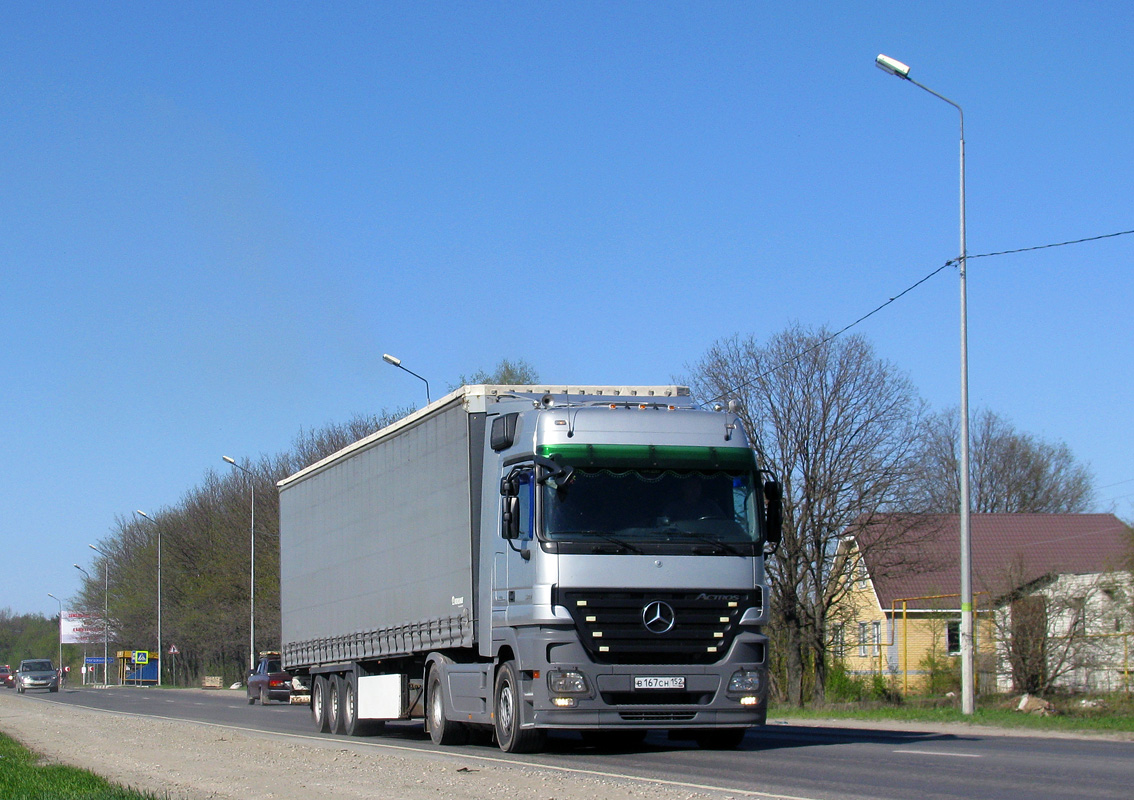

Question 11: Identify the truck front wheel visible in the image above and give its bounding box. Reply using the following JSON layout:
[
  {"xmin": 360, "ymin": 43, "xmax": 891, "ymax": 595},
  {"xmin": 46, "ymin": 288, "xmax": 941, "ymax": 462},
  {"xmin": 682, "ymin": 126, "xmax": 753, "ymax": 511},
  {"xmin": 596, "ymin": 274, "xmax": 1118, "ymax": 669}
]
[
  {"xmin": 493, "ymin": 661, "xmax": 544, "ymax": 754},
  {"xmin": 427, "ymin": 667, "xmax": 468, "ymax": 746},
  {"xmin": 312, "ymin": 675, "xmax": 330, "ymax": 733}
]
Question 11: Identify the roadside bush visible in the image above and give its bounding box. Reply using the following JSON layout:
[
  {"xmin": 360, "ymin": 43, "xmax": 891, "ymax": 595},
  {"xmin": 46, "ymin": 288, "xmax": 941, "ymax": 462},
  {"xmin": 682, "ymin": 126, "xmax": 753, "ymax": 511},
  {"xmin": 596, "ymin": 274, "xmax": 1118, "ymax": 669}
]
[
  {"xmin": 918, "ymin": 649, "xmax": 961, "ymax": 696},
  {"xmin": 825, "ymin": 660, "xmax": 866, "ymax": 702}
]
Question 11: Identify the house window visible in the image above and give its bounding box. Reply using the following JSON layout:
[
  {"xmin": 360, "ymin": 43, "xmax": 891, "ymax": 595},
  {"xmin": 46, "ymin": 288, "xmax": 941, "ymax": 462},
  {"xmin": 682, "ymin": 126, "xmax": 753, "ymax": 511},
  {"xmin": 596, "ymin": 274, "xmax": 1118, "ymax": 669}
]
[
  {"xmin": 832, "ymin": 625, "xmax": 845, "ymax": 659},
  {"xmin": 873, "ymin": 621, "xmax": 881, "ymax": 654},
  {"xmin": 946, "ymin": 620, "xmax": 960, "ymax": 655},
  {"xmin": 857, "ymin": 559, "xmax": 868, "ymax": 590},
  {"xmin": 858, "ymin": 622, "xmax": 869, "ymax": 657}
]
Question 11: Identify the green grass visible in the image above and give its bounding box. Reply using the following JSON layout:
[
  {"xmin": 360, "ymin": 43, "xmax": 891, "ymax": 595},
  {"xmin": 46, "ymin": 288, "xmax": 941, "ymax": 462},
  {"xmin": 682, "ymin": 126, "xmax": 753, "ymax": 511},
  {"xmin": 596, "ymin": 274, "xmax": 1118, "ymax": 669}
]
[
  {"xmin": 0, "ymin": 732, "xmax": 162, "ymax": 800},
  {"xmin": 769, "ymin": 694, "xmax": 1134, "ymax": 735}
]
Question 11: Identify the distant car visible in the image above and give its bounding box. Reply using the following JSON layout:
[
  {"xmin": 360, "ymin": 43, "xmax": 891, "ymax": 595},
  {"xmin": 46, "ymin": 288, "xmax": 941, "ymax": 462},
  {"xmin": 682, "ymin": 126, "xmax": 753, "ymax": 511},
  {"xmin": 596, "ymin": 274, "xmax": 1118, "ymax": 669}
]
[
  {"xmin": 16, "ymin": 659, "xmax": 59, "ymax": 693},
  {"xmin": 0, "ymin": 665, "xmax": 14, "ymax": 688},
  {"xmin": 247, "ymin": 653, "xmax": 293, "ymax": 705}
]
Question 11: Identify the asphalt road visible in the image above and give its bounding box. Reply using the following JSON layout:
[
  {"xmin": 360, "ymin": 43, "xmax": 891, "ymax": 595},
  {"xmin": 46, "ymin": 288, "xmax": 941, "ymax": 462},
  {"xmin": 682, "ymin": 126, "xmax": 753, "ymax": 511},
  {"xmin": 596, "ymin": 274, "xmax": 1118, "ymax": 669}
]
[{"xmin": 36, "ymin": 686, "xmax": 1134, "ymax": 800}]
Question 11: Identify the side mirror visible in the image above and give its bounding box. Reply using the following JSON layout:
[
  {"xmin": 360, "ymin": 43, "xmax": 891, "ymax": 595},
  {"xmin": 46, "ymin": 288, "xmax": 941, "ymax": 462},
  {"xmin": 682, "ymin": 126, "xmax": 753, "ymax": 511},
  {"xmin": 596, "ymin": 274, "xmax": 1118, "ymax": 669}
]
[
  {"xmin": 763, "ymin": 480, "xmax": 784, "ymax": 547},
  {"xmin": 501, "ymin": 496, "xmax": 521, "ymax": 540}
]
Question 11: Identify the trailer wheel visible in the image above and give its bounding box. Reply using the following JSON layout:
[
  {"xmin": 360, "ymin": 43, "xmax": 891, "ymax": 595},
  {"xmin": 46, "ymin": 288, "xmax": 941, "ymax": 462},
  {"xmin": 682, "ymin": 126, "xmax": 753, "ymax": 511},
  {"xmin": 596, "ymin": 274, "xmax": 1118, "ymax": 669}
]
[
  {"xmin": 335, "ymin": 674, "xmax": 355, "ymax": 735},
  {"xmin": 493, "ymin": 661, "xmax": 544, "ymax": 753},
  {"xmin": 427, "ymin": 667, "xmax": 468, "ymax": 745},
  {"xmin": 312, "ymin": 675, "xmax": 331, "ymax": 733},
  {"xmin": 327, "ymin": 674, "xmax": 343, "ymax": 734}
]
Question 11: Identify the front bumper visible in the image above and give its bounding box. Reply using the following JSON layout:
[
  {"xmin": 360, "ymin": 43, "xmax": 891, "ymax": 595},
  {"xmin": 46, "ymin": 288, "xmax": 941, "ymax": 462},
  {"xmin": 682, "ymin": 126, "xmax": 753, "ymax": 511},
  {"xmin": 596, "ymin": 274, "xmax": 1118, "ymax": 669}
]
[{"xmin": 518, "ymin": 628, "xmax": 768, "ymax": 730}]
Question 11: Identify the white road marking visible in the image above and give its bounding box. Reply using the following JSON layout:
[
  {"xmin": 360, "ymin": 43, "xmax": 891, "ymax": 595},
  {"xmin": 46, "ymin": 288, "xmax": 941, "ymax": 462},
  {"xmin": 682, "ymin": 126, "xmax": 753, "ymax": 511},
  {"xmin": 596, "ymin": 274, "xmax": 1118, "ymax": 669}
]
[{"xmin": 893, "ymin": 749, "xmax": 981, "ymax": 758}]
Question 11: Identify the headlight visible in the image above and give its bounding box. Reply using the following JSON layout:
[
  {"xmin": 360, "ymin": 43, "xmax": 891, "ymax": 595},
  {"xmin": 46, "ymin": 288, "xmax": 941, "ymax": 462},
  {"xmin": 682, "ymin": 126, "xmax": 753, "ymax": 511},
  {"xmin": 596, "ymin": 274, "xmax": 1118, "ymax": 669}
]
[
  {"xmin": 547, "ymin": 669, "xmax": 589, "ymax": 694},
  {"xmin": 728, "ymin": 669, "xmax": 763, "ymax": 694}
]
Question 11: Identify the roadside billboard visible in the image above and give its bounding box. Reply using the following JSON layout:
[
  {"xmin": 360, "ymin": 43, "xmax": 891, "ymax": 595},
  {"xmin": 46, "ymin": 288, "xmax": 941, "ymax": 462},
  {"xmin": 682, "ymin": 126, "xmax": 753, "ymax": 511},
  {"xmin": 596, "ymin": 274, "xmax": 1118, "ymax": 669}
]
[{"xmin": 61, "ymin": 611, "xmax": 102, "ymax": 644}]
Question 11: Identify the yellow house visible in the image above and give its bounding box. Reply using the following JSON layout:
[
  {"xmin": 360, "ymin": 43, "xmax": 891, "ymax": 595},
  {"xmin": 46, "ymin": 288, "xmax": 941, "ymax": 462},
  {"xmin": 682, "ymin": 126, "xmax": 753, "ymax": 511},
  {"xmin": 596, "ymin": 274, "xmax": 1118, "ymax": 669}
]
[{"xmin": 831, "ymin": 513, "xmax": 1131, "ymax": 695}]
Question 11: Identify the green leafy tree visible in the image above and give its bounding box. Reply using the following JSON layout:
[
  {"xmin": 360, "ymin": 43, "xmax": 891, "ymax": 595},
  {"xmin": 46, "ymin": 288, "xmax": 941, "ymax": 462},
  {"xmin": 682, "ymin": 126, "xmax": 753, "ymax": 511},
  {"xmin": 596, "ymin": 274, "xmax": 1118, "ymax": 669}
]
[{"xmin": 454, "ymin": 358, "xmax": 539, "ymax": 388}]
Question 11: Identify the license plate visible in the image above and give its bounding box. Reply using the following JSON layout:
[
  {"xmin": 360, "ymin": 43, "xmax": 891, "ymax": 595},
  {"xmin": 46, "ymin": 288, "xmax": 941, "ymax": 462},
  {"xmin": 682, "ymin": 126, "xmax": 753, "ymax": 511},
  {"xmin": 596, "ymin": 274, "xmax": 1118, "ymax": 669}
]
[{"xmin": 634, "ymin": 676, "xmax": 685, "ymax": 690}]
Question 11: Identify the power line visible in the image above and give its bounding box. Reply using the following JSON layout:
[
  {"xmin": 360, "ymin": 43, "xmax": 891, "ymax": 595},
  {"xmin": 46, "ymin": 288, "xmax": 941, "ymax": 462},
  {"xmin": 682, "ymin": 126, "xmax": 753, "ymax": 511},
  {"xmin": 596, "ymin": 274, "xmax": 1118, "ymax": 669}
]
[
  {"xmin": 701, "ymin": 228, "xmax": 1134, "ymax": 407},
  {"xmin": 967, "ymin": 229, "xmax": 1134, "ymax": 261}
]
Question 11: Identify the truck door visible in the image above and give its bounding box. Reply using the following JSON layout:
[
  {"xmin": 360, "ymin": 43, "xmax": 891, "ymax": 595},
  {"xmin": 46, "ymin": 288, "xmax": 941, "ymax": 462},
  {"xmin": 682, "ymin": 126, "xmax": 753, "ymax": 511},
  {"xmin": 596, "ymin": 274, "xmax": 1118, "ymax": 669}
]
[{"xmin": 493, "ymin": 465, "xmax": 536, "ymax": 624}]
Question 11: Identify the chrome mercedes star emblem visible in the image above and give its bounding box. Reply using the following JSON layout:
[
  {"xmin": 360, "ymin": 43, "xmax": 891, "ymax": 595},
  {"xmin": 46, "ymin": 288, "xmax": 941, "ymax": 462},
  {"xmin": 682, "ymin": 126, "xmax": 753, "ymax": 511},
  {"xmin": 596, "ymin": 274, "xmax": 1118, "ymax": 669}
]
[{"xmin": 642, "ymin": 600, "xmax": 676, "ymax": 634}]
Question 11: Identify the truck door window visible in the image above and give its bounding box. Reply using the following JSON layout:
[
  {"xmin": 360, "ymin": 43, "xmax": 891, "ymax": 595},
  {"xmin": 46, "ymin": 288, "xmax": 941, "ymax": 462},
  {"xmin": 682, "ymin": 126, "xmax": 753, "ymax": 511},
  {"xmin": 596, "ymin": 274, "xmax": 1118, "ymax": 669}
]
[{"xmin": 517, "ymin": 470, "xmax": 534, "ymax": 540}]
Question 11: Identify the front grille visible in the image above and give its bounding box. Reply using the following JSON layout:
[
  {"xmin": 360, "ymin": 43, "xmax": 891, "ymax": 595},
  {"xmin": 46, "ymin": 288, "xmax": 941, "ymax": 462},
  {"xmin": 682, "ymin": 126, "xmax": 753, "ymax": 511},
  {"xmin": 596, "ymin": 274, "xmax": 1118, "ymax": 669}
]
[
  {"xmin": 619, "ymin": 711, "xmax": 698, "ymax": 722},
  {"xmin": 559, "ymin": 589, "xmax": 759, "ymax": 665}
]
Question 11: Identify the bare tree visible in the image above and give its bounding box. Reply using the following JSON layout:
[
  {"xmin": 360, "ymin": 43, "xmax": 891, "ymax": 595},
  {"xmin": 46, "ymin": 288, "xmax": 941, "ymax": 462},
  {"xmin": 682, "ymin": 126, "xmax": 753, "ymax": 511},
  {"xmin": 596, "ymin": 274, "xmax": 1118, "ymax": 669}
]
[
  {"xmin": 991, "ymin": 567, "xmax": 1124, "ymax": 694},
  {"xmin": 917, "ymin": 407, "xmax": 1094, "ymax": 513},
  {"xmin": 686, "ymin": 325, "xmax": 926, "ymax": 705}
]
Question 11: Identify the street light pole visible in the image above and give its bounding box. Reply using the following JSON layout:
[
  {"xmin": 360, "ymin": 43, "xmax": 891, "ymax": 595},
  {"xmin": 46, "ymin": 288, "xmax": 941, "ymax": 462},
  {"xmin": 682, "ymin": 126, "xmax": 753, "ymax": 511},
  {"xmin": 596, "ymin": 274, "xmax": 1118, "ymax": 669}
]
[
  {"xmin": 382, "ymin": 353, "xmax": 431, "ymax": 404},
  {"xmin": 135, "ymin": 510, "xmax": 162, "ymax": 687},
  {"xmin": 47, "ymin": 593, "xmax": 63, "ymax": 679},
  {"xmin": 876, "ymin": 53, "xmax": 974, "ymax": 715},
  {"xmin": 73, "ymin": 565, "xmax": 93, "ymax": 684},
  {"xmin": 223, "ymin": 456, "xmax": 256, "ymax": 671},
  {"xmin": 84, "ymin": 546, "xmax": 111, "ymax": 685}
]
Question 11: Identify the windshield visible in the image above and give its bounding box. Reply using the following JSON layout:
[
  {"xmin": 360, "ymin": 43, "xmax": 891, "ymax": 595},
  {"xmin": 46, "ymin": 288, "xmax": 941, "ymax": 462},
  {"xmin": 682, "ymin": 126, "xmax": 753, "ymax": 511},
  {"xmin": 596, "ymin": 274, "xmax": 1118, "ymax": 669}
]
[
  {"xmin": 22, "ymin": 660, "xmax": 53, "ymax": 671},
  {"xmin": 542, "ymin": 467, "xmax": 760, "ymax": 548}
]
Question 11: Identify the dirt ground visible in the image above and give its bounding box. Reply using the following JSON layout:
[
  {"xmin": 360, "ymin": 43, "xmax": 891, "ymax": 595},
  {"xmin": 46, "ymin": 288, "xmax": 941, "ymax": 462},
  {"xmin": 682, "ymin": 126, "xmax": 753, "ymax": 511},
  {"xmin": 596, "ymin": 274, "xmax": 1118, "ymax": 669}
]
[{"xmin": 0, "ymin": 690, "xmax": 737, "ymax": 800}]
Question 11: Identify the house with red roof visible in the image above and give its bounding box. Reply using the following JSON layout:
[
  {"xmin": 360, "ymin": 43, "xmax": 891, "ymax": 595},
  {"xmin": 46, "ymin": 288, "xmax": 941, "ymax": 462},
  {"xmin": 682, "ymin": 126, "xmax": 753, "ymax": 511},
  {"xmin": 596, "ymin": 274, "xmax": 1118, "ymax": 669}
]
[{"xmin": 834, "ymin": 513, "xmax": 1131, "ymax": 694}]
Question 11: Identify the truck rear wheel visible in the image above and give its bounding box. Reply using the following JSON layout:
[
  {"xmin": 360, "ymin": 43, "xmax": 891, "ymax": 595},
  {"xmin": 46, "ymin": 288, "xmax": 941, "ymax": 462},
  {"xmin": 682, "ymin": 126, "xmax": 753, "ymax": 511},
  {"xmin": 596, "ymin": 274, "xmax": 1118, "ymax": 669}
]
[
  {"xmin": 327, "ymin": 674, "xmax": 343, "ymax": 733},
  {"xmin": 427, "ymin": 667, "xmax": 468, "ymax": 746},
  {"xmin": 312, "ymin": 675, "xmax": 331, "ymax": 733},
  {"xmin": 336, "ymin": 674, "xmax": 355, "ymax": 735},
  {"xmin": 493, "ymin": 661, "xmax": 544, "ymax": 754}
]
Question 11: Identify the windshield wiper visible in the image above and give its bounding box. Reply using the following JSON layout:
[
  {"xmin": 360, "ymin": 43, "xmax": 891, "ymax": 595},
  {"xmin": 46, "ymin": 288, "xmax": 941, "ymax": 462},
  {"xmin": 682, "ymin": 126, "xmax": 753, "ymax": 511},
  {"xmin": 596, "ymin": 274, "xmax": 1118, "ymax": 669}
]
[
  {"xmin": 661, "ymin": 528, "xmax": 747, "ymax": 557},
  {"xmin": 554, "ymin": 531, "xmax": 643, "ymax": 554}
]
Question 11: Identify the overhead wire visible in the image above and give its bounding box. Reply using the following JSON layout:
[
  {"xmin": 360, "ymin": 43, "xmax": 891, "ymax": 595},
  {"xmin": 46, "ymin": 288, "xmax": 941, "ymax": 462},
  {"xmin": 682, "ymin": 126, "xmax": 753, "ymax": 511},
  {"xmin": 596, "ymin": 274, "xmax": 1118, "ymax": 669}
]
[{"xmin": 700, "ymin": 228, "xmax": 1134, "ymax": 408}]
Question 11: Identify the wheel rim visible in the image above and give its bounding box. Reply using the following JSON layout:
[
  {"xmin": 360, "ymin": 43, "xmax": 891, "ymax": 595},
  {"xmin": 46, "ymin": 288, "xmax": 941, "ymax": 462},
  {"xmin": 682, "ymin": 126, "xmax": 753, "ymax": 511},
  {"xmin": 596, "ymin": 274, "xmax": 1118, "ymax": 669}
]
[
  {"xmin": 497, "ymin": 678, "xmax": 515, "ymax": 739},
  {"xmin": 345, "ymin": 684, "xmax": 355, "ymax": 726},
  {"xmin": 313, "ymin": 681, "xmax": 324, "ymax": 719},
  {"xmin": 429, "ymin": 682, "xmax": 443, "ymax": 731}
]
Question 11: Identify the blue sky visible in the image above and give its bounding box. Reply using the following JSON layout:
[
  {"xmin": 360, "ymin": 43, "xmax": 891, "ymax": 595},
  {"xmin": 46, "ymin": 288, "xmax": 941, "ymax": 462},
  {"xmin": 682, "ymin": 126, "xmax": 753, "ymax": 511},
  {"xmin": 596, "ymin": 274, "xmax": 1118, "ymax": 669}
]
[{"xmin": 3, "ymin": 2, "xmax": 1131, "ymax": 617}]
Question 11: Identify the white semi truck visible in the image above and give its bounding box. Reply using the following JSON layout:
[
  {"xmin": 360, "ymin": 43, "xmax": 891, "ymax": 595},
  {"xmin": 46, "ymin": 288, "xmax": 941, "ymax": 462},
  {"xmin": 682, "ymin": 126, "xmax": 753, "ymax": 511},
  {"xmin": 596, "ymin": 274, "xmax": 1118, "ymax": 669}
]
[{"xmin": 278, "ymin": 385, "xmax": 782, "ymax": 752}]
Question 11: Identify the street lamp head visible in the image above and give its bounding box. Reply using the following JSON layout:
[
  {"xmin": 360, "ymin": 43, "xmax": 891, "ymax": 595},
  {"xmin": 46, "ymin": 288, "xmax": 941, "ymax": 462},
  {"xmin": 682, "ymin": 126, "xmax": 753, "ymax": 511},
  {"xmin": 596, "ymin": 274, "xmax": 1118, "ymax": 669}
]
[
  {"xmin": 382, "ymin": 353, "xmax": 401, "ymax": 367},
  {"xmin": 876, "ymin": 54, "xmax": 911, "ymax": 79},
  {"xmin": 135, "ymin": 509, "xmax": 151, "ymax": 520},
  {"xmin": 223, "ymin": 456, "xmax": 236, "ymax": 465}
]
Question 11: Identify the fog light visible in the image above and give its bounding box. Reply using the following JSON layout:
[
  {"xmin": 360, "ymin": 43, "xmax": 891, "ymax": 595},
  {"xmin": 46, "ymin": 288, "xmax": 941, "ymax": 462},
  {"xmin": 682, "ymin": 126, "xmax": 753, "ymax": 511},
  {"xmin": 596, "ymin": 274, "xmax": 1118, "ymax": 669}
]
[
  {"xmin": 552, "ymin": 697, "xmax": 577, "ymax": 708},
  {"xmin": 547, "ymin": 669, "xmax": 589, "ymax": 694},
  {"xmin": 728, "ymin": 669, "xmax": 762, "ymax": 694},
  {"xmin": 740, "ymin": 696, "xmax": 759, "ymax": 706}
]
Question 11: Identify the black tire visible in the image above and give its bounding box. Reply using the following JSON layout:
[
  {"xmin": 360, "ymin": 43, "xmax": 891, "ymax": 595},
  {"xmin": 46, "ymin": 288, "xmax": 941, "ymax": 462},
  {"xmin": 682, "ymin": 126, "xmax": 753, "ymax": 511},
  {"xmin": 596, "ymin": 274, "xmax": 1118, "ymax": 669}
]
[
  {"xmin": 312, "ymin": 675, "xmax": 331, "ymax": 733},
  {"xmin": 493, "ymin": 661, "xmax": 545, "ymax": 753},
  {"xmin": 693, "ymin": 728, "xmax": 747, "ymax": 749},
  {"xmin": 427, "ymin": 667, "xmax": 468, "ymax": 746},
  {"xmin": 327, "ymin": 674, "xmax": 343, "ymax": 734},
  {"xmin": 336, "ymin": 674, "xmax": 355, "ymax": 735}
]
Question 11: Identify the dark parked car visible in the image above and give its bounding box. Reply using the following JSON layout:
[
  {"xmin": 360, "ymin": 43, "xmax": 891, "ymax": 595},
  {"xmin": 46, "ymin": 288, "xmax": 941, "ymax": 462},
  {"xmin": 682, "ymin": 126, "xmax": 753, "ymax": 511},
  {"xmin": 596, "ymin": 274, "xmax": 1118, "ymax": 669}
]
[
  {"xmin": 247, "ymin": 653, "xmax": 293, "ymax": 705},
  {"xmin": 0, "ymin": 665, "xmax": 14, "ymax": 688},
  {"xmin": 16, "ymin": 659, "xmax": 59, "ymax": 693}
]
